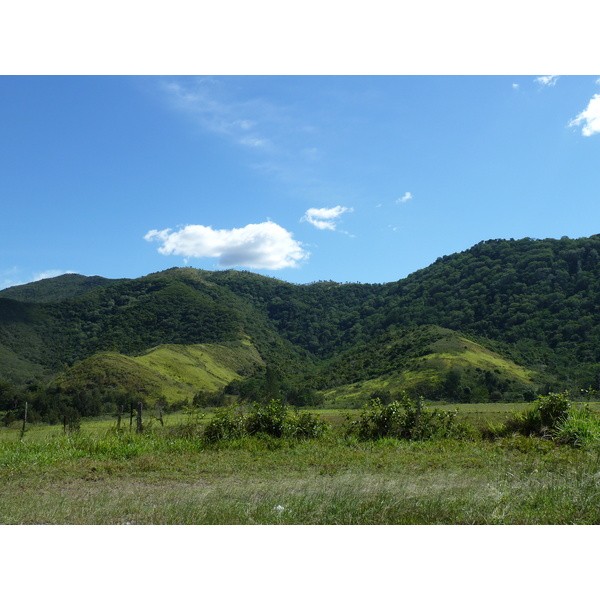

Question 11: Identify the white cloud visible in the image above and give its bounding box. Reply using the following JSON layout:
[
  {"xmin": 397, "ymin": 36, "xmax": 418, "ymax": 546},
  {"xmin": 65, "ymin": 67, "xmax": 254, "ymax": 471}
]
[
  {"xmin": 569, "ymin": 94, "xmax": 600, "ymax": 136},
  {"xmin": 144, "ymin": 221, "xmax": 309, "ymax": 270},
  {"xmin": 535, "ymin": 75, "xmax": 559, "ymax": 87},
  {"xmin": 396, "ymin": 192, "xmax": 413, "ymax": 204},
  {"xmin": 301, "ymin": 206, "xmax": 352, "ymax": 230},
  {"xmin": 512, "ymin": 83, "xmax": 519, "ymax": 90}
]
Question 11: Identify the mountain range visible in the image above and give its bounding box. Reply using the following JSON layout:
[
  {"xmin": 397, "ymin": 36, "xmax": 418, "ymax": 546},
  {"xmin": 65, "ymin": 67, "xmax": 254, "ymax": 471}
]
[{"xmin": 2, "ymin": 234, "xmax": 600, "ymax": 418}]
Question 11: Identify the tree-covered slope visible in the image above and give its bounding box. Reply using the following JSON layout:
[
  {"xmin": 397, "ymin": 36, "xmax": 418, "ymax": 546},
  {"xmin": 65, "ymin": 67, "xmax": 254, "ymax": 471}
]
[
  {"xmin": 205, "ymin": 270, "xmax": 382, "ymax": 357},
  {"xmin": 369, "ymin": 235, "xmax": 600, "ymax": 384},
  {"xmin": 4, "ymin": 234, "xmax": 600, "ymax": 402},
  {"xmin": 311, "ymin": 325, "xmax": 538, "ymax": 404},
  {"xmin": 0, "ymin": 268, "xmax": 311, "ymax": 384},
  {"xmin": 0, "ymin": 273, "xmax": 124, "ymax": 303}
]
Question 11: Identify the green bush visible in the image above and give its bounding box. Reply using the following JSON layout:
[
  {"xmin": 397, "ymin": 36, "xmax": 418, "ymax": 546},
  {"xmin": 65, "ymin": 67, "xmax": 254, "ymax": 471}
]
[
  {"xmin": 202, "ymin": 399, "xmax": 328, "ymax": 443},
  {"xmin": 192, "ymin": 390, "xmax": 226, "ymax": 408},
  {"xmin": 245, "ymin": 399, "xmax": 286, "ymax": 438},
  {"xmin": 537, "ymin": 392, "xmax": 571, "ymax": 428},
  {"xmin": 202, "ymin": 406, "xmax": 245, "ymax": 443},
  {"xmin": 502, "ymin": 392, "xmax": 572, "ymax": 438},
  {"xmin": 285, "ymin": 409, "xmax": 329, "ymax": 439},
  {"xmin": 346, "ymin": 394, "xmax": 467, "ymax": 441},
  {"xmin": 494, "ymin": 391, "xmax": 600, "ymax": 447}
]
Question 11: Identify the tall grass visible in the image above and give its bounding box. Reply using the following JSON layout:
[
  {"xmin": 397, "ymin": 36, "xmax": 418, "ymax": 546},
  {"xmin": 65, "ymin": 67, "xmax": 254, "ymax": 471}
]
[
  {"xmin": 2, "ymin": 434, "xmax": 600, "ymax": 524},
  {"xmin": 3, "ymin": 396, "xmax": 600, "ymax": 524}
]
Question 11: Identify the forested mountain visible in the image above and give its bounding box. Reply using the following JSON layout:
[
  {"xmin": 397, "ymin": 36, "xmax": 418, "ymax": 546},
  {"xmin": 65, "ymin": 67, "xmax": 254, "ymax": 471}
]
[
  {"xmin": 370, "ymin": 235, "xmax": 600, "ymax": 384},
  {"xmin": 3, "ymin": 234, "xmax": 600, "ymax": 421},
  {"xmin": 0, "ymin": 268, "xmax": 309, "ymax": 384},
  {"xmin": 0, "ymin": 273, "xmax": 124, "ymax": 303}
]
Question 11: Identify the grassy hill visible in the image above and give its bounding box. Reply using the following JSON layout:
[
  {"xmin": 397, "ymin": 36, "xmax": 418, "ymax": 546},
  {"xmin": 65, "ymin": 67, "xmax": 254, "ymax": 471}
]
[
  {"xmin": 313, "ymin": 326, "xmax": 538, "ymax": 405},
  {"xmin": 52, "ymin": 340, "xmax": 265, "ymax": 407}
]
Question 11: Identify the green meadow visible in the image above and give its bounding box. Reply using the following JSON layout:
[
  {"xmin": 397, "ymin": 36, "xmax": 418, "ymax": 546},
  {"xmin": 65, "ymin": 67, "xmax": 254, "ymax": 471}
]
[{"xmin": 3, "ymin": 401, "xmax": 600, "ymax": 525}]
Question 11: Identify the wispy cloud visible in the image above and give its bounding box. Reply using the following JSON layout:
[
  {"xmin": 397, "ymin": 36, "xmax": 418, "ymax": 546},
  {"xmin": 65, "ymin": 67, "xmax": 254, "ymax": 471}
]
[
  {"xmin": 301, "ymin": 206, "xmax": 352, "ymax": 231},
  {"xmin": 239, "ymin": 136, "xmax": 268, "ymax": 148},
  {"xmin": 0, "ymin": 266, "xmax": 24, "ymax": 290},
  {"xmin": 396, "ymin": 192, "xmax": 412, "ymax": 204},
  {"xmin": 159, "ymin": 77, "xmax": 328, "ymax": 196},
  {"xmin": 161, "ymin": 79, "xmax": 274, "ymax": 150},
  {"xmin": 34, "ymin": 269, "xmax": 75, "ymax": 281},
  {"xmin": 569, "ymin": 94, "xmax": 600, "ymax": 136},
  {"xmin": 144, "ymin": 221, "xmax": 309, "ymax": 270},
  {"xmin": 0, "ymin": 268, "xmax": 75, "ymax": 290},
  {"xmin": 535, "ymin": 75, "xmax": 559, "ymax": 87},
  {"xmin": 512, "ymin": 83, "xmax": 519, "ymax": 90}
]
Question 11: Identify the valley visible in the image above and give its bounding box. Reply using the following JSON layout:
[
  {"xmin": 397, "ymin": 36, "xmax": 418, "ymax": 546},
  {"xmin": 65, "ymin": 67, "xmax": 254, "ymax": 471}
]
[{"xmin": 4, "ymin": 236, "xmax": 600, "ymax": 525}]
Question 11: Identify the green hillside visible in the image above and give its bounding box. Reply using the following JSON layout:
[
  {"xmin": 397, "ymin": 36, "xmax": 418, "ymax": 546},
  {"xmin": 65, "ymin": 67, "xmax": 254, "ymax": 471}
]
[
  {"xmin": 4, "ymin": 234, "xmax": 600, "ymax": 423},
  {"xmin": 372, "ymin": 235, "xmax": 600, "ymax": 380},
  {"xmin": 206, "ymin": 269, "xmax": 381, "ymax": 357},
  {"xmin": 52, "ymin": 340, "xmax": 265, "ymax": 407},
  {"xmin": 0, "ymin": 268, "xmax": 311, "ymax": 381},
  {"xmin": 313, "ymin": 326, "xmax": 537, "ymax": 405}
]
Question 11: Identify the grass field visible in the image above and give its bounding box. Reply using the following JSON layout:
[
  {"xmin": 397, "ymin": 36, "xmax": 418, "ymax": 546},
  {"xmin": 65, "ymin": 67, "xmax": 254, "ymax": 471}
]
[
  {"xmin": 0, "ymin": 401, "xmax": 540, "ymax": 442},
  {"xmin": 2, "ymin": 401, "xmax": 600, "ymax": 525}
]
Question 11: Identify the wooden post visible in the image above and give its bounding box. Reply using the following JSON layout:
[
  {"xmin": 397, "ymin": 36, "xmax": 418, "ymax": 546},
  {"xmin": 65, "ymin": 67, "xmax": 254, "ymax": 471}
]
[
  {"xmin": 415, "ymin": 396, "xmax": 422, "ymax": 431},
  {"xmin": 158, "ymin": 404, "xmax": 164, "ymax": 427},
  {"xmin": 129, "ymin": 403, "xmax": 134, "ymax": 431},
  {"xmin": 20, "ymin": 401, "xmax": 28, "ymax": 439},
  {"xmin": 136, "ymin": 402, "xmax": 143, "ymax": 433},
  {"xmin": 117, "ymin": 405, "xmax": 123, "ymax": 430}
]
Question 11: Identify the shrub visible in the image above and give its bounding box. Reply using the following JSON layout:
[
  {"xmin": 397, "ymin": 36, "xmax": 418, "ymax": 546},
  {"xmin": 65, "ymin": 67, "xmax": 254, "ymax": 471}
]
[
  {"xmin": 245, "ymin": 399, "xmax": 286, "ymax": 438},
  {"xmin": 2, "ymin": 411, "xmax": 17, "ymax": 427},
  {"xmin": 501, "ymin": 391, "xmax": 572, "ymax": 438},
  {"xmin": 63, "ymin": 407, "xmax": 81, "ymax": 433},
  {"xmin": 493, "ymin": 391, "xmax": 600, "ymax": 448},
  {"xmin": 286, "ymin": 410, "xmax": 330, "ymax": 439},
  {"xmin": 193, "ymin": 390, "xmax": 226, "ymax": 408},
  {"xmin": 537, "ymin": 392, "xmax": 571, "ymax": 429},
  {"xmin": 202, "ymin": 406, "xmax": 245, "ymax": 443},
  {"xmin": 347, "ymin": 394, "xmax": 467, "ymax": 441},
  {"xmin": 202, "ymin": 399, "xmax": 329, "ymax": 443}
]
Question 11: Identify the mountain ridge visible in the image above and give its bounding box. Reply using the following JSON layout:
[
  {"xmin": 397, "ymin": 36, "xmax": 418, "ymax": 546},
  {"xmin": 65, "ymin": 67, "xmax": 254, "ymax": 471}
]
[{"xmin": 3, "ymin": 234, "xmax": 600, "ymax": 418}]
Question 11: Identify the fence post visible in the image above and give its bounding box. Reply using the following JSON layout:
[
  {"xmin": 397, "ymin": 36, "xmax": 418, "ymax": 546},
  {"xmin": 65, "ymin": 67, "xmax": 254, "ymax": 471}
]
[
  {"xmin": 136, "ymin": 402, "xmax": 143, "ymax": 433},
  {"xmin": 20, "ymin": 401, "xmax": 28, "ymax": 440}
]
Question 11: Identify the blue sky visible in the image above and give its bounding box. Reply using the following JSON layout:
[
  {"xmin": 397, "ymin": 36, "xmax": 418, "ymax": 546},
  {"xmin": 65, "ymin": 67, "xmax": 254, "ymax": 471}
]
[{"xmin": 2, "ymin": 74, "xmax": 600, "ymax": 289}]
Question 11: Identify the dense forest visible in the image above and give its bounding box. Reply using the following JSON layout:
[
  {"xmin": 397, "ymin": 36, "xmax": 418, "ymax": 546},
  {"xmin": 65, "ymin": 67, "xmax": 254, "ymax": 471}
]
[{"xmin": 2, "ymin": 234, "xmax": 600, "ymax": 424}]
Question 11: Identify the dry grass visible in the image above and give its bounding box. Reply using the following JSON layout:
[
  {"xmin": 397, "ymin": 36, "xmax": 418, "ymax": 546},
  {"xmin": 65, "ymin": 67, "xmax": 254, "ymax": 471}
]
[{"xmin": 2, "ymin": 431, "xmax": 600, "ymax": 524}]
